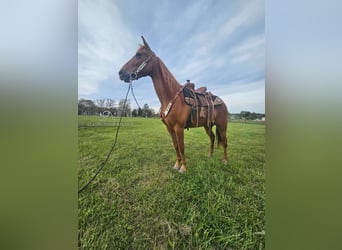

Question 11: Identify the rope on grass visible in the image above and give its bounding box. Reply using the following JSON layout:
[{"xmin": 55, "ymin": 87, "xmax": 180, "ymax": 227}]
[{"xmin": 78, "ymin": 82, "xmax": 133, "ymax": 194}]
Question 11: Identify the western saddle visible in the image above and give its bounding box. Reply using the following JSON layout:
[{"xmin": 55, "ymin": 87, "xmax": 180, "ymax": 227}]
[{"xmin": 185, "ymin": 80, "xmax": 207, "ymax": 94}]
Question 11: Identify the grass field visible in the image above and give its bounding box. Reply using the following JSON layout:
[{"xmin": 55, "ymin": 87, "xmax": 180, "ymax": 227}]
[{"xmin": 78, "ymin": 116, "xmax": 265, "ymax": 249}]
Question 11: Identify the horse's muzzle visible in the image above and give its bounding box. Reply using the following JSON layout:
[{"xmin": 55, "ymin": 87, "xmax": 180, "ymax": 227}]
[{"xmin": 118, "ymin": 69, "xmax": 131, "ymax": 83}]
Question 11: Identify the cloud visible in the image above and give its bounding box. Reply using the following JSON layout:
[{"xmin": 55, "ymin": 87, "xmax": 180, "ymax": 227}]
[
  {"xmin": 217, "ymin": 0, "xmax": 263, "ymax": 39},
  {"xmin": 229, "ymin": 35, "xmax": 265, "ymax": 55},
  {"xmin": 228, "ymin": 34, "xmax": 264, "ymax": 66},
  {"xmin": 78, "ymin": 0, "xmax": 265, "ymax": 113},
  {"xmin": 219, "ymin": 80, "xmax": 265, "ymax": 113},
  {"xmin": 188, "ymin": 0, "xmax": 264, "ymax": 48},
  {"xmin": 167, "ymin": 1, "xmax": 264, "ymax": 82},
  {"xmin": 78, "ymin": 0, "xmax": 135, "ymax": 98},
  {"xmin": 230, "ymin": 53, "xmax": 252, "ymax": 64}
]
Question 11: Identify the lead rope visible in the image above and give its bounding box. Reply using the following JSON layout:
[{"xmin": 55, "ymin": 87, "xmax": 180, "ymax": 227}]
[
  {"xmin": 78, "ymin": 82, "xmax": 133, "ymax": 194},
  {"xmin": 130, "ymin": 83, "xmax": 142, "ymax": 110}
]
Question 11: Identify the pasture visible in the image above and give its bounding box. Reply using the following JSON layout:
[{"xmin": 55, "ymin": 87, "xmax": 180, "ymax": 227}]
[{"xmin": 78, "ymin": 116, "xmax": 265, "ymax": 249}]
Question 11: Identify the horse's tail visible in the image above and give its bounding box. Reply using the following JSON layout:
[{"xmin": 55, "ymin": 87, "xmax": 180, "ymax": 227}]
[
  {"xmin": 215, "ymin": 103, "xmax": 228, "ymax": 147},
  {"xmin": 216, "ymin": 126, "xmax": 224, "ymax": 147}
]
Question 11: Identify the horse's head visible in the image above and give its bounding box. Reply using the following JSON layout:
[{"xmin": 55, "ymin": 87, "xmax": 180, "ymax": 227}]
[{"xmin": 119, "ymin": 36, "xmax": 156, "ymax": 83}]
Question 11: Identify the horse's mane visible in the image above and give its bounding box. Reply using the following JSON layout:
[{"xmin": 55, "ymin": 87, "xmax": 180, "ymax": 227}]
[
  {"xmin": 138, "ymin": 44, "xmax": 181, "ymax": 99},
  {"xmin": 156, "ymin": 57, "xmax": 181, "ymax": 98}
]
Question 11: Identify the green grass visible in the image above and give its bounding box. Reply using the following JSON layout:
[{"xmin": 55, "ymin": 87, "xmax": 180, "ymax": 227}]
[{"xmin": 78, "ymin": 116, "xmax": 265, "ymax": 249}]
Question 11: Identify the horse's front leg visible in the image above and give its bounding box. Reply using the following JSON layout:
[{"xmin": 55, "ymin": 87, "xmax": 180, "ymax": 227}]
[
  {"xmin": 166, "ymin": 126, "xmax": 181, "ymax": 170},
  {"xmin": 174, "ymin": 125, "xmax": 186, "ymax": 173}
]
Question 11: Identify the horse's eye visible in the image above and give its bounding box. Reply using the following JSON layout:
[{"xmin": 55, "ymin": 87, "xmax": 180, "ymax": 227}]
[{"xmin": 135, "ymin": 53, "xmax": 142, "ymax": 59}]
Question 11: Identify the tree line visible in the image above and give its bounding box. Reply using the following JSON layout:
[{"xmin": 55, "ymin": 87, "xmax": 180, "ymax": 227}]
[
  {"xmin": 230, "ymin": 111, "xmax": 265, "ymax": 122},
  {"xmin": 78, "ymin": 99, "xmax": 264, "ymax": 121},
  {"xmin": 78, "ymin": 99, "xmax": 157, "ymax": 117}
]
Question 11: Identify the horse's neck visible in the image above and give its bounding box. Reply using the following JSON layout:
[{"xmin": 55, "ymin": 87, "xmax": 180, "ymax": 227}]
[{"xmin": 151, "ymin": 58, "xmax": 181, "ymax": 108}]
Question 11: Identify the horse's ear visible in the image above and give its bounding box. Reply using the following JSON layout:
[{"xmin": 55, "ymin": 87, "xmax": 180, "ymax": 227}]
[{"xmin": 141, "ymin": 36, "xmax": 151, "ymax": 51}]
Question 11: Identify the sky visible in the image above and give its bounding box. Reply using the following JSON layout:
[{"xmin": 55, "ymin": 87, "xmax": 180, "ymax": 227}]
[{"xmin": 78, "ymin": 0, "xmax": 265, "ymax": 114}]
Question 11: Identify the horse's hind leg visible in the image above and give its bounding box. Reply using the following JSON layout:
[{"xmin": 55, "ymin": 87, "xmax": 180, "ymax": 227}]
[{"xmin": 204, "ymin": 124, "xmax": 215, "ymax": 158}]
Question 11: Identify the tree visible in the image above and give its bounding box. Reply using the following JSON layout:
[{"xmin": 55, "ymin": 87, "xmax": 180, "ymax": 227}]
[
  {"xmin": 240, "ymin": 111, "xmax": 251, "ymax": 123},
  {"xmin": 142, "ymin": 104, "xmax": 152, "ymax": 117},
  {"xmin": 78, "ymin": 99, "xmax": 97, "ymax": 115},
  {"xmin": 95, "ymin": 99, "xmax": 106, "ymax": 108},
  {"xmin": 132, "ymin": 108, "xmax": 143, "ymax": 117},
  {"xmin": 78, "ymin": 98, "xmax": 158, "ymax": 117},
  {"xmin": 118, "ymin": 99, "xmax": 131, "ymax": 117},
  {"xmin": 105, "ymin": 99, "xmax": 115, "ymax": 109}
]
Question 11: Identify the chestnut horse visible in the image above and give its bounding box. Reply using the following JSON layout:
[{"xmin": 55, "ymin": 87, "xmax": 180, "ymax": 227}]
[{"xmin": 119, "ymin": 36, "xmax": 228, "ymax": 173}]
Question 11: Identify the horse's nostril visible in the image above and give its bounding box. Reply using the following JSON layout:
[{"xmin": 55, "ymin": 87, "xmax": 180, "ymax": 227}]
[{"xmin": 119, "ymin": 70, "xmax": 123, "ymax": 75}]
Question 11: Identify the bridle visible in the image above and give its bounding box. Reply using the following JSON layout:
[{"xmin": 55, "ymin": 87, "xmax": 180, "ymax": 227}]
[{"xmin": 129, "ymin": 53, "xmax": 154, "ymax": 81}]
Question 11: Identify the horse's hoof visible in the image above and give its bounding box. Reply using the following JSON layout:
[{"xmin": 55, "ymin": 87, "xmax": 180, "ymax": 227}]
[
  {"xmin": 222, "ymin": 159, "xmax": 228, "ymax": 165},
  {"xmin": 173, "ymin": 164, "xmax": 180, "ymax": 170},
  {"xmin": 208, "ymin": 153, "xmax": 213, "ymax": 158},
  {"xmin": 178, "ymin": 166, "xmax": 186, "ymax": 173}
]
